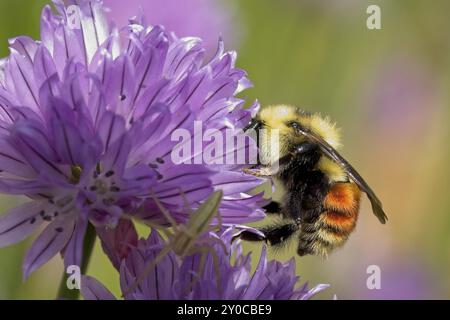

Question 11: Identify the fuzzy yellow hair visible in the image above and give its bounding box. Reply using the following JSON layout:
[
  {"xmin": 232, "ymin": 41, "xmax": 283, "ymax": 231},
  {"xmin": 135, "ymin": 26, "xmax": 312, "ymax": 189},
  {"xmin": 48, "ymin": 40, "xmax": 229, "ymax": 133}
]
[
  {"xmin": 259, "ymin": 105, "xmax": 341, "ymax": 148},
  {"xmin": 258, "ymin": 105, "xmax": 346, "ymax": 182}
]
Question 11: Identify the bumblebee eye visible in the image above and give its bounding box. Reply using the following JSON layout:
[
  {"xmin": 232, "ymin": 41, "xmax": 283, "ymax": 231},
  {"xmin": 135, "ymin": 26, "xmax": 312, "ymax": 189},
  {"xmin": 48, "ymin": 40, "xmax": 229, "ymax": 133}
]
[{"xmin": 287, "ymin": 121, "xmax": 301, "ymax": 130}]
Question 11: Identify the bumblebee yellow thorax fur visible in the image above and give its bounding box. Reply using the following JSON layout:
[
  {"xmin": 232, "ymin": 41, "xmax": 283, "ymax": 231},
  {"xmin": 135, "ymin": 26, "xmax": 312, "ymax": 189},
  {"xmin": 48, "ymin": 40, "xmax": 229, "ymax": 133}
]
[{"xmin": 258, "ymin": 105, "xmax": 346, "ymax": 182}]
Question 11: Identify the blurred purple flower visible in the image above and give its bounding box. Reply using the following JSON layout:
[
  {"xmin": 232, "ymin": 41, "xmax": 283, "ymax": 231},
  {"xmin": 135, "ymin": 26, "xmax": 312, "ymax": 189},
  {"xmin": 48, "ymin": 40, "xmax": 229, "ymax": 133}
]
[
  {"xmin": 366, "ymin": 56, "xmax": 435, "ymax": 137},
  {"xmin": 0, "ymin": 0, "xmax": 264, "ymax": 279},
  {"xmin": 81, "ymin": 227, "xmax": 329, "ymax": 300},
  {"xmin": 354, "ymin": 257, "xmax": 443, "ymax": 300},
  {"xmin": 104, "ymin": 0, "xmax": 240, "ymax": 52}
]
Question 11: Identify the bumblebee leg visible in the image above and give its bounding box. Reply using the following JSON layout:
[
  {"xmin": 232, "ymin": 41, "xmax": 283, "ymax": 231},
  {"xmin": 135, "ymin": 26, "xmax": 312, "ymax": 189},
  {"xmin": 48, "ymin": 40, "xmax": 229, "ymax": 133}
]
[
  {"xmin": 238, "ymin": 222, "xmax": 299, "ymax": 246},
  {"xmin": 242, "ymin": 167, "xmax": 275, "ymax": 177},
  {"xmin": 263, "ymin": 201, "xmax": 282, "ymax": 215},
  {"xmin": 262, "ymin": 222, "xmax": 299, "ymax": 246},
  {"xmin": 235, "ymin": 229, "xmax": 266, "ymax": 242}
]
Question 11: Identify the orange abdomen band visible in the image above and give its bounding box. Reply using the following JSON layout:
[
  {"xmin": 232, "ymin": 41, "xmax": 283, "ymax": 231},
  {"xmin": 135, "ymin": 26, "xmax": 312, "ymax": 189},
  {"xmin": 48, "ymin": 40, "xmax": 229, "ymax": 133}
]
[{"xmin": 321, "ymin": 183, "xmax": 361, "ymax": 232}]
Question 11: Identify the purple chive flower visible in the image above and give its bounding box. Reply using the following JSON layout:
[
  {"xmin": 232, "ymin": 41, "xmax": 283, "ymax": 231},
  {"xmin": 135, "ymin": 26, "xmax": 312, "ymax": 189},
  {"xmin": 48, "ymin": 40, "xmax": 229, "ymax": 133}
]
[
  {"xmin": 365, "ymin": 56, "xmax": 435, "ymax": 136},
  {"xmin": 0, "ymin": 0, "xmax": 264, "ymax": 279},
  {"xmin": 104, "ymin": 0, "xmax": 240, "ymax": 52},
  {"xmin": 81, "ymin": 227, "xmax": 329, "ymax": 300}
]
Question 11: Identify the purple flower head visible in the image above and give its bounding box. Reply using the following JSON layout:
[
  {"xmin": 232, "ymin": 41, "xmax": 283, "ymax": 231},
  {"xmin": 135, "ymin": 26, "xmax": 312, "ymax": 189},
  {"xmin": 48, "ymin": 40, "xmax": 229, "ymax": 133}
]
[
  {"xmin": 81, "ymin": 227, "xmax": 329, "ymax": 300},
  {"xmin": 0, "ymin": 0, "xmax": 264, "ymax": 279}
]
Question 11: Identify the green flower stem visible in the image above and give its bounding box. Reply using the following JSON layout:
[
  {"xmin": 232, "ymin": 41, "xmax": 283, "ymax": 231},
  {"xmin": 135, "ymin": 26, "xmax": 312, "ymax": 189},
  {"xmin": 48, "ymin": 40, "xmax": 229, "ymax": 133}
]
[{"xmin": 57, "ymin": 222, "xmax": 96, "ymax": 300}]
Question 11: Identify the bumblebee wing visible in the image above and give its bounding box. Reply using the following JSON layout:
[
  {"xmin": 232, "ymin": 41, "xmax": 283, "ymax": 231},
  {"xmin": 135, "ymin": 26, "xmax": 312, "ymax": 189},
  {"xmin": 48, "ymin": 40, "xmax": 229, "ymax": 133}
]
[{"xmin": 297, "ymin": 128, "xmax": 388, "ymax": 224}]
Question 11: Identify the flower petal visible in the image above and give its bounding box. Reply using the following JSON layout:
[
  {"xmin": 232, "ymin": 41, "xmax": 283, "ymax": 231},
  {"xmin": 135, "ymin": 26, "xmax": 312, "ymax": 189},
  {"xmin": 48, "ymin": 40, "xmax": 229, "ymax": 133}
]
[
  {"xmin": 0, "ymin": 136, "xmax": 36, "ymax": 178},
  {"xmin": 81, "ymin": 275, "xmax": 116, "ymax": 300},
  {"xmin": 48, "ymin": 99, "xmax": 88, "ymax": 165},
  {"xmin": 33, "ymin": 46, "xmax": 58, "ymax": 98},
  {"xmin": 132, "ymin": 45, "xmax": 167, "ymax": 105},
  {"xmin": 0, "ymin": 201, "xmax": 47, "ymax": 247},
  {"xmin": 63, "ymin": 217, "xmax": 88, "ymax": 268},
  {"xmin": 7, "ymin": 52, "xmax": 40, "ymax": 110},
  {"xmin": 8, "ymin": 36, "xmax": 38, "ymax": 64},
  {"xmin": 103, "ymin": 55, "xmax": 136, "ymax": 114},
  {"xmin": 241, "ymin": 246, "xmax": 269, "ymax": 299},
  {"xmin": 23, "ymin": 217, "xmax": 75, "ymax": 279},
  {"xmin": 97, "ymin": 111, "xmax": 126, "ymax": 153},
  {"xmin": 153, "ymin": 178, "xmax": 213, "ymax": 205},
  {"xmin": 11, "ymin": 119, "xmax": 69, "ymax": 181},
  {"xmin": 211, "ymin": 171, "xmax": 265, "ymax": 196},
  {"xmin": 53, "ymin": 25, "xmax": 84, "ymax": 75},
  {"xmin": 40, "ymin": 5, "xmax": 59, "ymax": 54},
  {"xmin": 76, "ymin": 0, "xmax": 110, "ymax": 64},
  {"xmin": 297, "ymin": 283, "xmax": 330, "ymax": 300}
]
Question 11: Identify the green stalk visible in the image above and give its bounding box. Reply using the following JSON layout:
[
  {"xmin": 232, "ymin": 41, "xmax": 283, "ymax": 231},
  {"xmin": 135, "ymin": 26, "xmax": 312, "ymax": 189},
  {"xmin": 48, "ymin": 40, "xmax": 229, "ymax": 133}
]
[{"xmin": 57, "ymin": 222, "xmax": 96, "ymax": 300}]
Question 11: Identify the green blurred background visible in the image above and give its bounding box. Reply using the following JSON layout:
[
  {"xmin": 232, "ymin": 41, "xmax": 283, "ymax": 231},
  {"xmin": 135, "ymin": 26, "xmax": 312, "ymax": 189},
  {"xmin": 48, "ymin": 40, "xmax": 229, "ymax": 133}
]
[{"xmin": 1, "ymin": 0, "xmax": 450, "ymax": 299}]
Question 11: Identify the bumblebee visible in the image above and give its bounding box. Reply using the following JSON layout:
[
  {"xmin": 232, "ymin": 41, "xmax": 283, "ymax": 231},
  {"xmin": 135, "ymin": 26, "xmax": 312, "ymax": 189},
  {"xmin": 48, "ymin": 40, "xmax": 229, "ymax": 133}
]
[{"xmin": 239, "ymin": 105, "xmax": 387, "ymax": 256}]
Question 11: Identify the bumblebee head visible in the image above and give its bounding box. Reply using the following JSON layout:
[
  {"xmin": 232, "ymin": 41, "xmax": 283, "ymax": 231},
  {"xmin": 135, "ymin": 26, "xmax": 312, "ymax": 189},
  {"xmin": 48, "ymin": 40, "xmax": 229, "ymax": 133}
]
[
  {"xmin": 247, "ymin": 105, "xmax": 341, "ymax": 163},
  {"xmin": 258, "ymin": 105, "xmax": 341, "ymax": 147}
]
